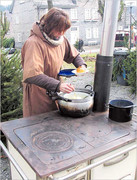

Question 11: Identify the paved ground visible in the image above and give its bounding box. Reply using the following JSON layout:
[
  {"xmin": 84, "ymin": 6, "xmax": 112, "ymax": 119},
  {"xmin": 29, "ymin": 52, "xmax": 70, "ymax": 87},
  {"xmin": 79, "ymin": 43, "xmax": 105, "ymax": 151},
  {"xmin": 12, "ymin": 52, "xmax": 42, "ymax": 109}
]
[{"xmin": 81, "ymin": 45, "xmax": 100, "ymax": 54}]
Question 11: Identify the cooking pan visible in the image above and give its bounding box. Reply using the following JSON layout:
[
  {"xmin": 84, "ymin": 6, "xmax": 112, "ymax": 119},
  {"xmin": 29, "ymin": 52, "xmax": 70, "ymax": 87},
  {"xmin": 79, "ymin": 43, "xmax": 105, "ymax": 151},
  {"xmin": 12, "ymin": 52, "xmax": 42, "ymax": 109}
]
[
  {"xmin": 108, "ymin": 99, "xmax": 137, "ymax": 122},
  {"xmin": 47, "ymin": 85, "xmax": 94, "ymax": 117}
]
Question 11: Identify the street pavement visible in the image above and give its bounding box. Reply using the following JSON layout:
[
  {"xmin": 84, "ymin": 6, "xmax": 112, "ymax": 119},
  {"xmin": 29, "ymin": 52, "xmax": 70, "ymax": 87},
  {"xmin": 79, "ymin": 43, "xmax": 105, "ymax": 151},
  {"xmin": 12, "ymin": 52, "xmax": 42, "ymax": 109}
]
[{"xmin": 81, "ymin": 45, "xmax": 100, "ymax": 54}]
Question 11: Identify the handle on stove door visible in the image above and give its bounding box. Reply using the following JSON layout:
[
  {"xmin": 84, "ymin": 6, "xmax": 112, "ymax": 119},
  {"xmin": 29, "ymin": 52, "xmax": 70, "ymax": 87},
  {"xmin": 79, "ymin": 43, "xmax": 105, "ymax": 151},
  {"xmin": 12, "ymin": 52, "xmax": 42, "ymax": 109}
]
[
  {"xmin": 48, "ymin": 144, "xmax": 137, "ymax": 180},
  {"xmin": 103, "ymin": 152, "xmax": 129, "ymax": 166},
  {"xmin": 0, "ymin": 140, "xmax": 29, "ymax": 180}
]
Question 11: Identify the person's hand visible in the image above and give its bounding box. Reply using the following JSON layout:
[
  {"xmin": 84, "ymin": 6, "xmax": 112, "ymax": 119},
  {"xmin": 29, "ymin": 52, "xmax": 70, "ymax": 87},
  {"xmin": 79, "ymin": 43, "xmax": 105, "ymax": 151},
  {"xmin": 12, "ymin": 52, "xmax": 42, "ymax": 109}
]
[
  {"xmin": 80, "ymin": 64, "xmax": 87, "ymax": 70},
  {"xmin": 59, "ymin": 83, "xmax": 75, "ymax": 93},
  {"xmin": 76, "ymin": 65, "xmax": 87, "ymax": 73}
]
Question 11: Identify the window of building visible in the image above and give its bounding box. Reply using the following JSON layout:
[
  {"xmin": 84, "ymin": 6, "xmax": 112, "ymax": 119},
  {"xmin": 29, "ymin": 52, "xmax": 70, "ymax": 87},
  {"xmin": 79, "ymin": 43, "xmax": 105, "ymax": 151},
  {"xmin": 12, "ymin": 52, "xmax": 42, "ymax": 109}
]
[
  {"xmin": 93, "ymin": 27, "xmax": 99, "ymax": 38},
  {"xmin": 71, "ymin": 26, "xmax": 79, "ymax": 45},
  {"xmin": 45, "ymin": 9, "xmax": 48, "ymax": 14},
  {"xmin": 86, "ymin": 28, "xmax": 92, "ymax": 39},
  {"xmin": 91, "ymin": 8, "xmax": 99, "ymax": 21},
  {"xmin": 71, "ymin": 27, "xmax": 78, "ymax": 31},
  {"xmin": 19, "ymin": 0, "xmax": 25, "ymax": 4},
  {"xmin": 71, "ymin": 9, "xmax": 77, "ymax": 20},
  {"xmin": 125, "ymin": 1, "xmax": 136, "ymax": 6},
  {"xmin": 85, "ymin": 9, "xmax": 91, "ymax": 21},
  {"xmin": 17, "ymin": 33, "xmax": 22, "ymax": 42},
  {"xmin": 15, "ymin": 16, "xmax": 19, "ymax": 24},
  {"xmin": 72, "ymin": 0, "xmax": 77, "ymax": 4}
]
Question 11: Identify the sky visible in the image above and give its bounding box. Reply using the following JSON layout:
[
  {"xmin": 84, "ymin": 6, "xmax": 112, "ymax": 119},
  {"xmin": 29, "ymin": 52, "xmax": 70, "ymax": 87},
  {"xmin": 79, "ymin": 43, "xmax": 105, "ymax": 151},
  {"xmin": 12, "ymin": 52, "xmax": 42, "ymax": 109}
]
[{"xmin": 0, "ymin": 0, "xmax": 12, "ymax": 6}]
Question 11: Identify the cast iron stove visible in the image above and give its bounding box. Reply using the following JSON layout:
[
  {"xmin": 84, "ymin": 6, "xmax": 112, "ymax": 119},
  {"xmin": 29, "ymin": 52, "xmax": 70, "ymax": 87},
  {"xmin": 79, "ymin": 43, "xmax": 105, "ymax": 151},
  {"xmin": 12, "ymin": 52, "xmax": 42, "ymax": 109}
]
[{"xmin": 1, "ymin": 111, "xmax": 136, "ymax": 177}]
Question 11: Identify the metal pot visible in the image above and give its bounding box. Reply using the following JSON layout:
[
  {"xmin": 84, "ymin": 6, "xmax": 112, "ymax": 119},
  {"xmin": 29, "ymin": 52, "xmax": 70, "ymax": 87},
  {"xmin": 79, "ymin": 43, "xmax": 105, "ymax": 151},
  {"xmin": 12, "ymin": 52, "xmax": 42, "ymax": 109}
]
[
  {"xmin": 47, "ymin": 85, "xmax": 94, "ymax": 117},
  {"xmin": 108, "ymin": 99, "xmax": 137, "ymax": 122}
]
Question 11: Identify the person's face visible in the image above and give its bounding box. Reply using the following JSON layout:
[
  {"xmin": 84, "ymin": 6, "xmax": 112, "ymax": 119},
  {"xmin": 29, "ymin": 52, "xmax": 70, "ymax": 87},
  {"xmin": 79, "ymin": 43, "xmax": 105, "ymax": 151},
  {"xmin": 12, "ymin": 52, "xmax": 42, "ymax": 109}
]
[{"xmin": 50, "ymin": 30, "xmax": 65, "ymax": 40}]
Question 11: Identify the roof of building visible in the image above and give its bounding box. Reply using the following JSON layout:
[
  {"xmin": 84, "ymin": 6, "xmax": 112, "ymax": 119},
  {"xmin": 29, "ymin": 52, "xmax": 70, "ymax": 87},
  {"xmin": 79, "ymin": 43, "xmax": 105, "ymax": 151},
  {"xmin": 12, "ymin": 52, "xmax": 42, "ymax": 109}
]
[{"xmin": 9, "ymin": 0, "xmax": 77, "ymax": 13}]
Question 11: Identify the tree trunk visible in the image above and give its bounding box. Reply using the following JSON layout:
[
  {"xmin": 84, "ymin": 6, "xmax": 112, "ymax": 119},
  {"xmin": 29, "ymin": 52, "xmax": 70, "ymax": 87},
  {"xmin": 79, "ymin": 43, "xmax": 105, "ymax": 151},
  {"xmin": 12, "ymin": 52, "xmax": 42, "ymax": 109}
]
[{"xmin": 47, "ymin": 0, "xmax": 53, "ymax": 10}]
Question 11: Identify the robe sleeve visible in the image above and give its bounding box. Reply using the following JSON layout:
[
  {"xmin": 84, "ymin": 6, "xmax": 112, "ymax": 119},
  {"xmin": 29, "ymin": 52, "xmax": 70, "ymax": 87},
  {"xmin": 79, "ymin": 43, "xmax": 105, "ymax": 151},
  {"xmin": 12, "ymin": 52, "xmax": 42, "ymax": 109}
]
[
  {"xmin": 73, "ymin": 54, "xmax": 87, "ymax": 68},
  {"xmin": 63, "ymin": 37, "xmax": 79, "ymax": 64},
  {"xmin": 24, "ymin": 74, "xmax": 60, "ymax": 92},
  {"xmin": 63, "ymin": 37, "xmax": 86, "ymax": 67}
]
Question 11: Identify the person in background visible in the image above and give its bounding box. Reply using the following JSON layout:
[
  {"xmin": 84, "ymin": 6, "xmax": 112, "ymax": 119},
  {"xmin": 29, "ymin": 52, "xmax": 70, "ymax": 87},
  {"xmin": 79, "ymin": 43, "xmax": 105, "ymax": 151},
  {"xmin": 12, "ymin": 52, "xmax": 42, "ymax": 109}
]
[
  {"xmin": 78, "ymin": 39, "xmax": 85, "ymax": 52},
  {"xmin": 21, "ymin": 7, "xmax": 87, "ymax": 117}
]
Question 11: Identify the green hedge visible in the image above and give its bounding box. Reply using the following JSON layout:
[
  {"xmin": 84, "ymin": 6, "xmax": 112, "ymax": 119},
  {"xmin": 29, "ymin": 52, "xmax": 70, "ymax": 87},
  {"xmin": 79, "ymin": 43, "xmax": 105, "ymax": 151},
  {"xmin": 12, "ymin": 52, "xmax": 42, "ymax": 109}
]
[
  {"xmin": 1, "ymin": 49, "xmax": 23, "ymax": 121},
  {"xmin": 114, "ymin": 41, "xmax": 125, "ymax": 47},
  {"xmin": 3, "ymin": 37, "xmax": 15, "ymax": 48},
  {"xmin": 112, "ymin": 50, "xmax": 136, "ymax": 94},
  {"xmin": 123, "ymin": 50, "xmax": 136, "ymax": 94}
]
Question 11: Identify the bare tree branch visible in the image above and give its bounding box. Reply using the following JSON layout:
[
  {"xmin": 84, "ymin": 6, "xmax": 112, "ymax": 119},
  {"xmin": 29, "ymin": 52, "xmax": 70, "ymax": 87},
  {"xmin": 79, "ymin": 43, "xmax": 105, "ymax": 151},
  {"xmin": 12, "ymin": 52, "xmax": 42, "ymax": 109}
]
[
  {"xmin": 47, "ymin": 0, "xmax": 53, "ymax": 10},
  {"xmin": 83, "ymin": 0, "xmax": 90, "ymax": 6}
]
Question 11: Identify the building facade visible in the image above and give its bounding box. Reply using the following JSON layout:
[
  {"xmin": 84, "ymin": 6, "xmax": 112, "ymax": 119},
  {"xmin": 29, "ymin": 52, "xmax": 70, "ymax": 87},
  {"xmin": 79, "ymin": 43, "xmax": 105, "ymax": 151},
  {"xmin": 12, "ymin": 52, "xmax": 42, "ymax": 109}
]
[
  {"xmin": 8, "ymin": 0, "xmax": 102, "ymax": 48},
  {"xmin": 7, "ymin": 0, "xmax": 137, "ymax": 49}
]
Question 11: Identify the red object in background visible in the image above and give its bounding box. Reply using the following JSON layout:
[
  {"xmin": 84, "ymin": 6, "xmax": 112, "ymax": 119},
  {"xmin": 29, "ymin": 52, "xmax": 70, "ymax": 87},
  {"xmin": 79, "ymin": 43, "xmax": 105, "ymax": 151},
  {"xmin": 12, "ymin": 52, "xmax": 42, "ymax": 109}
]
[{"xmin": 135, "ymin": 35, "xmax": 137, "ymax": 43}]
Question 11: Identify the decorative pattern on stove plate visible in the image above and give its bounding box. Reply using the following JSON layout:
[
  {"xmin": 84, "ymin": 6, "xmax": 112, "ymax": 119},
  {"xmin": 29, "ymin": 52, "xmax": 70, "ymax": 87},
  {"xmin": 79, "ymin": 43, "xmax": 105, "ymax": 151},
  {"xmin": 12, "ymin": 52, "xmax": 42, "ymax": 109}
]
[{"xmin": 33, "ymin": 131, "xmax": 73, "ymax": 153}]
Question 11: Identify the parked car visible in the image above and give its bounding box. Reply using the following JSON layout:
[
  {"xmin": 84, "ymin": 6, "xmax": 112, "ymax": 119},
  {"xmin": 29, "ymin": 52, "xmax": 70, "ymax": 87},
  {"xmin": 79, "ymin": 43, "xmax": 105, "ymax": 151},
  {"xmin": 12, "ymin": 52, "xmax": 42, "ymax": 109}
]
[{"xmin": 4, "ymin": 48, "xmax": 16, "ymax": 54}]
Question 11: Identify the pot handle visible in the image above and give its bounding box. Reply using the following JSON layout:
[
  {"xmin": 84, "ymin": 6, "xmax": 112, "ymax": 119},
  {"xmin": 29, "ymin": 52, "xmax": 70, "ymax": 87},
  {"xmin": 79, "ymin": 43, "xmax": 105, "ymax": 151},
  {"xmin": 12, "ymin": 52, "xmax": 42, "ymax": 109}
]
[
  {"xmin": 85, "ymin": 84, "xmax": 93, "ymax": 90},
  {"xmin": 85, "ymin": 85, "xmax": 94, "ymax": 96},
  {"xmin": 46, "ymin": 91, "xmax": 72, "ymax": 102},
  {"xmin": 46, "ymin": 91, "xmax": 57, "ymax": 99},
  {"xmin": 105, "ymin": 104, "xmax": 109, "ymax": 108},
  {"xmin": 56, "ymin": 94, "xmax": 72, "ymax": 102},
  {"xmin": 105, "ymin": 104, "xmax": 113, "ymax": 108}
]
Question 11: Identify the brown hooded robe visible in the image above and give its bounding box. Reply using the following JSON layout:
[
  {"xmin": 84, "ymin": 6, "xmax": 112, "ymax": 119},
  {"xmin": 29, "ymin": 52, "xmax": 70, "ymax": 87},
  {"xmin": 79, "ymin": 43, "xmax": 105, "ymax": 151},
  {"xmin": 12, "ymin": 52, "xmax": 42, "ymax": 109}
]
[{"xmin": 21, "ymin": 23, "xmax": 79, "ymax": 117}]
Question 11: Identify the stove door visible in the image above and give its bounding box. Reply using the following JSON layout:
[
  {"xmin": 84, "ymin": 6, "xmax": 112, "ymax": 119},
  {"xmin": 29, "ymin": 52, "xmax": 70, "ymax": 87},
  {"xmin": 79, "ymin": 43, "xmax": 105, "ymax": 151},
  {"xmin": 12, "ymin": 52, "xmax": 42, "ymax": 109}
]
[
  {"xmin": 50, "ymin": 162, "xmax": 89, "ymax": 180},
  {"xmin": 90, "ymin": 142, "xmax": 137, "ymax": 180}
]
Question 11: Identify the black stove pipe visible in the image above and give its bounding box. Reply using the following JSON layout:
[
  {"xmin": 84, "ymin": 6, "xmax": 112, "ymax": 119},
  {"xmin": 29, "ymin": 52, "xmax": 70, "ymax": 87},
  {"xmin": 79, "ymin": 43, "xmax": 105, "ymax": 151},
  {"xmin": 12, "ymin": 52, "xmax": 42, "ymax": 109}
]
[
  {"xmin": 93, "ymin": 0, "xmax": 120, "ymax": 112},
  {"xmin": 93, "ymin": 55, "xmax": 113, "ymax": 112}
]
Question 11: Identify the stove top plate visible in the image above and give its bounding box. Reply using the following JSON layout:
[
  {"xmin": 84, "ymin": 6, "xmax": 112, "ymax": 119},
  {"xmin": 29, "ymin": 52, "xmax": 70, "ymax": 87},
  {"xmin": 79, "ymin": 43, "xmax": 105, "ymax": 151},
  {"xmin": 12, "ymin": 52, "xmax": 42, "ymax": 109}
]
[
  {"xmin": 1, "ymin": 111, "xmax": 135, "ymax": 177},
  {"xmin": 14, "ymin": 122, "xmax": 92, "ymax": 165},
  {"xmin": 14, "ymin": 114, "xmax": 129, "ymax": 165}
]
